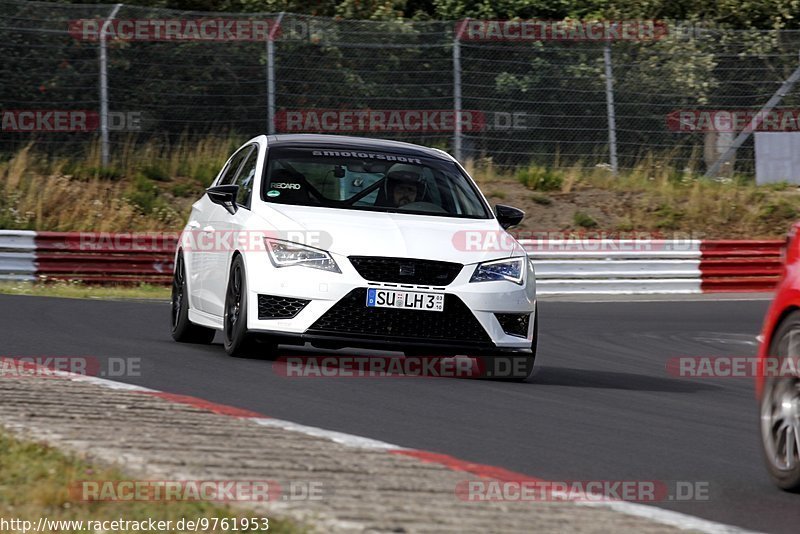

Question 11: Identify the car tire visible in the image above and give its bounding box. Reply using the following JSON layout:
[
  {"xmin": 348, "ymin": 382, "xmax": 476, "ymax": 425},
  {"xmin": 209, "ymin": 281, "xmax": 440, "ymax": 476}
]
[
  {"xmin": 171, "ymin": 252, "xmax": 216, "ymax": 344},
  {"xmin": 223, "ymin": 255, "xmax": 268, "ymax": 358},
  {"xmin": 475, "ymin": 310, "xmax": 538, "ymax": 381},
  {"xmin": 760, "ymin": 310, "xmax": 800, "ymax": 491}
]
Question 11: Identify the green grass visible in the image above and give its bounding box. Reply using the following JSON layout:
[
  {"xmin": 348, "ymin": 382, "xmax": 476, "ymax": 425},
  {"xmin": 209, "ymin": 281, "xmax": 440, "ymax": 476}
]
[
  {"xmin": 0, "ymin": 282, "xmax": 170, "ymax": 300},
  {"xmin": 573, "ymin": 211, "xmax": 599, "ymax": 228},
  {"xmin": 530, "ymin": 193, "xmax": 552, "ymax": 205},
  {"xmin": 0, "ymin": 429, "xmax": 305, "ymax": 534},
  {"xmin": 515, "ymin": 165, "xmax": 565, "ymax": 191}
]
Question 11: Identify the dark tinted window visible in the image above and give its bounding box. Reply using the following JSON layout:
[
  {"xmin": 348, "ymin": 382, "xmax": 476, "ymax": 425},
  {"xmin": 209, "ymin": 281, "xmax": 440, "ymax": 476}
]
[
  {"xmin": 261, "ymin": 148, "xmax": 490, "ymax": 219},
  {"xmin": 217, "ymin": 146, "xmax": 252, "ymax": 185},
  {"xmin": 233, "ymin": 148, "xmax": 258, "ymax": 208}
]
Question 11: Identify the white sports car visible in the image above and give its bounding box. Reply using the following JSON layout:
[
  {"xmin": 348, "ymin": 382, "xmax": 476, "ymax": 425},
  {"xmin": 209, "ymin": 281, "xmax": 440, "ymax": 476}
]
[{"xmin": 171, "ymin": 134, "xmax": 537, "ymax": 380}]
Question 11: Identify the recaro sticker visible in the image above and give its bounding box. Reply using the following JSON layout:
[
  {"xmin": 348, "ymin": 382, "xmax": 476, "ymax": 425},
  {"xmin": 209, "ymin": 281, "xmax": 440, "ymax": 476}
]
[{"xmin": 272, "ymin": 183, "xmax": 302, "ymax": 189}]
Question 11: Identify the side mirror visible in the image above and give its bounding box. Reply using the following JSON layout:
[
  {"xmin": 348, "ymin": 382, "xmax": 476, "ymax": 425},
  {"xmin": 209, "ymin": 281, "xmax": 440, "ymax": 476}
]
[
  {"xmin": 207, "ymin": 184, "xmax": 239, "ymax": 215},
  {"xmin": 495, "ymin": 204, "xmax": 525, "ymax": 229}
]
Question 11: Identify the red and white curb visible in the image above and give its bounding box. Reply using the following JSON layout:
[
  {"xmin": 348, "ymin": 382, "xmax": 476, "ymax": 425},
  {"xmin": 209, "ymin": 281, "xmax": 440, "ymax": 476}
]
[{"xmin": 44, "ymin": 369, "xmax": 756, "ymax": 534}]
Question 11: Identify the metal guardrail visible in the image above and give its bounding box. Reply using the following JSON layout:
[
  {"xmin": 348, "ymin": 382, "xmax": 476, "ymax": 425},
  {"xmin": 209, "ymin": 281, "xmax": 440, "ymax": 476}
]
[
  {"xmin": 35, "ymin": 232, "xmax": 175, "ymax": 284},
  {"xmin": 0, "ymin": 230, "xmax": 37, "ymax": 281},
  {"xmin": 0, "ymin": 231, "xmax": 174, "ymax": 284},
  {"xmin": 0, "ymin": 231, "xmax": 786, "ymax": 293},
  {"xmin": 521, "ymin": 239, "xmax": 704, "ymax": 294},
  {"xmin": 700, "ymin": 240, "xmax": 783, "ymax": 292},
  {"xmin": 522, "ymin": 238, "xmax": 784, "ymax": 294}
]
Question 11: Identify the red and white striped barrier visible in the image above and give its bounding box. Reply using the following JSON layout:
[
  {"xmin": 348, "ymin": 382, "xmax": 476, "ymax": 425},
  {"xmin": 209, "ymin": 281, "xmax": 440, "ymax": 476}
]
[
  {"xmin": 0, "ymin": 230, "xmax": 175, "ymax": 285},
  {"xmin": 699, "ymin": 240, "xmax": 783, "ymax": 292},
  {"xmin": 519, "ymin": 238, "xmax": 783, "ymax": 294},
  {"xmin": 0, "ymin": 230, "xmax": 785, "ymax": 293}
]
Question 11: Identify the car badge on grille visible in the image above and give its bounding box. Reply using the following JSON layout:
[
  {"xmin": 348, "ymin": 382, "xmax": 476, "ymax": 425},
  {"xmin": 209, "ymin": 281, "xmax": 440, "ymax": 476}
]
[{"xmin": 399, "ymin": 264, "xmax": 415, "ymax": 276}]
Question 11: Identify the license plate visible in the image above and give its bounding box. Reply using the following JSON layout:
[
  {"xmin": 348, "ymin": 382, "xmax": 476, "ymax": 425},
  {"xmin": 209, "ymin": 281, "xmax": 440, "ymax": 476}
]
[{"xmin": 366, "ymin": 288, "xmax": 444, "ymax": 312}]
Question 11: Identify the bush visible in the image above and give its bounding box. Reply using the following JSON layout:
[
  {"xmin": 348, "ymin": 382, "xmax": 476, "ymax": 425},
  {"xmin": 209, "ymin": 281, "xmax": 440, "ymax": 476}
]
[
  {"xmin": 126, "ymin": 175, "xmax": 159, "ymax": 214},
  {"xmin": 530, "ymin": 194, "xmax": 552, "ymax": 205},
  {"xmin": 654, "ymin": 203, "xmax": 685, "ymax": 229},
  {"xmin": 195, "ymin": 165, "xmax": 220, "ymax": 185},
  {"xmin": 759, "ymin": 199, "xmax": 797, "ymax": 221},
  {"xmin": 516, "ymin": 165, "xmax": 564, "ymax": 191},
  {"xmin": 573, "ymin": 211, "xmax": 598, "ymax": 228},
  {"xmin": 140, "ymin": 164, "xmax": 171, "ymax": 182},
  {"xmin": 170, "ymin": 182, "xmax": 199, "ymax": 198}
]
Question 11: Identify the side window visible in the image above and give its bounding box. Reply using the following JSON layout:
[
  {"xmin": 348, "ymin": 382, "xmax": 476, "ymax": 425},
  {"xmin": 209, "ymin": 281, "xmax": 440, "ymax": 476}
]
[
  {"xmin": 217, "ymin": 146, "xmax": 251, "ymax": 185},
  {"xmin": 233, "ymin": 148, "xmax": 259, "ymax": 208}
]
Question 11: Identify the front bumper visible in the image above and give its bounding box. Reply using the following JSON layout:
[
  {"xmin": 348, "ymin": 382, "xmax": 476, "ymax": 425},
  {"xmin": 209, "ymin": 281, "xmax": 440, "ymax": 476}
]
[
  {"xmin": 259, "ymin": 331, "xmax": 533, "ymax": 356},
  {"xmin": 243, "ymin": 251, "xmax": 536, "ymax": 352}
]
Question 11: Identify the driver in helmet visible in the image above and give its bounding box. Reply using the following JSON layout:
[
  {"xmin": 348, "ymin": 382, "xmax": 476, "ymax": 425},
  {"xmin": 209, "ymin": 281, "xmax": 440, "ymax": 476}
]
[{"xmin": 384, "ymin": 165, "xmax": 424, "ymax": 208}]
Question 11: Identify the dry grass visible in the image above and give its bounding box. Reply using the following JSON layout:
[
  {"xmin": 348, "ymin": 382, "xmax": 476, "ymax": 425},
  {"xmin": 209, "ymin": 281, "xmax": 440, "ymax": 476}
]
[
  {"xmin": 0, "ymin": 137, "xmax": 240, "ymax": 232},
  {"xmin": 1, "ymin": 142, "xmax": 797, "ymax": 237},
  {"xmin": 0, "ymin": 429, "xmax": 303, "ymax": 534},
  {"xmin": 0, "ymin": 281, "xmax": 170, "ymax": 300},
  {"xmin": 468, "ymin": 159, "xmax": 800, "ymax": 238}
]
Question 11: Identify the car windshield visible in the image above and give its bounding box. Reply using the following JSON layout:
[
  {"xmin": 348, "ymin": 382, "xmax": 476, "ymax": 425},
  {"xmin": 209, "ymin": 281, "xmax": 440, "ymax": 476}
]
[{"xmin": 261, "ymin": 147, "xmax": 491, "ymax": 219}]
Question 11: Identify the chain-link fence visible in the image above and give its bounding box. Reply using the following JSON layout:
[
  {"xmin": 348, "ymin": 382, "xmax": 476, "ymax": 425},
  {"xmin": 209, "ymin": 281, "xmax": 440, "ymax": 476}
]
[{"xmin": 3, "ymin": 0, "xmax": 800, "ymax": 174}]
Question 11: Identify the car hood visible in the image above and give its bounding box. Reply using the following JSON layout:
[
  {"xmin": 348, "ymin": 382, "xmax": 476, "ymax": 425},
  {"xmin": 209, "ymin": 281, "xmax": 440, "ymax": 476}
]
[{"xmin": 254, "ymin": 203, "xmax": 523, "ymax": 265}]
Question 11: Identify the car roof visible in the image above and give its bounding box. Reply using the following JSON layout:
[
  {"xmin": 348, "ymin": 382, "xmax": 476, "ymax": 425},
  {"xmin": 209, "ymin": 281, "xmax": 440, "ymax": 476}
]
[{"xmin": 265, "ymin": 134, "xmax": 453, "ymax": 162}]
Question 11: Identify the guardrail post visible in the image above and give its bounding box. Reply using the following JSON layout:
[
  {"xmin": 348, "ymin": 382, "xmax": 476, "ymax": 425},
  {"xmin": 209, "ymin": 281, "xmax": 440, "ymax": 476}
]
[
  {"xmin": 267, "ymin": 12, "xmax": 284, "ymax": 135},
  {"xmin": 603, "ymin": 44, "xmax": 619, "ymax": 176},
  {"xmin": 452, "ymin": 23, "xmax": 464, "ymax": 161},
  {"xmin": 99, "ymin": 3, "xmax": 122, "ymax": 168}
]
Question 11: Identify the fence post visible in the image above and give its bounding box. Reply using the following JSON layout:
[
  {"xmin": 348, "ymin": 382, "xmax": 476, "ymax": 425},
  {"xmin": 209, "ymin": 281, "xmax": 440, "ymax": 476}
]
[
  {"xmin": 452, "ymin": 23, "xmax": 464, "ymax": 161},
  {"xmin": 603, "ymin": 44, "xmax": 619, "ymax": 176},
  {"xmin": 267, "ymin": 12, "xmax": 285, "ymax": 135},
  {"xmin": 99, "ymin": 3, "xmax": 122, "ymax": 167},
  {"xmin": 705, "ymin": 51, "xmax": 800, "ymax": 178}
]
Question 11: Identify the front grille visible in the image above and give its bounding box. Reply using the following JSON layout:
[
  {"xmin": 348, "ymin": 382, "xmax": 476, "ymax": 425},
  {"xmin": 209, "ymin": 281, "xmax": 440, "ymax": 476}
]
[
  {"xmin": 308, "ymin": 288, "xmax": 490, "ymax": 343},
  {"xmin": 257, "ymin": 295, "xmax": 309, "ymax": 319},
  {"xmin": 495, "ymin": 313, "xmax": 530, "ymax": 338},
  {"xmin": 349, "ymin": 256, "xmax": 462, "ymax": 286}
]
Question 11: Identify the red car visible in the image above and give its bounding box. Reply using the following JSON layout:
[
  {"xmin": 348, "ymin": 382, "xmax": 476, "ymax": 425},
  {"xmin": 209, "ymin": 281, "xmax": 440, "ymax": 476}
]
[{"xmin": 758, "ymin": 221, "xmax": 800, "ymax": 491}]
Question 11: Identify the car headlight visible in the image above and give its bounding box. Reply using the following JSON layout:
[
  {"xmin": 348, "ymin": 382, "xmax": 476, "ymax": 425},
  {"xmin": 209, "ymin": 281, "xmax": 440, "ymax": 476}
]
[
  {"xmin": 265, "ymin": 238, "xmax": 341, "ymax": 273},
  {"xmin": 470, "ymin": 257, "xmax": 525, "ymax": 285}
]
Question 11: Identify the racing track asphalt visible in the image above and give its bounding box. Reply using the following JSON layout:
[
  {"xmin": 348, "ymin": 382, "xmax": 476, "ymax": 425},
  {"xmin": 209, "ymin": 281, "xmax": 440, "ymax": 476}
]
[{"xmin": 1, "ymin": 294, "xmax": 797, "ymax": 533}]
